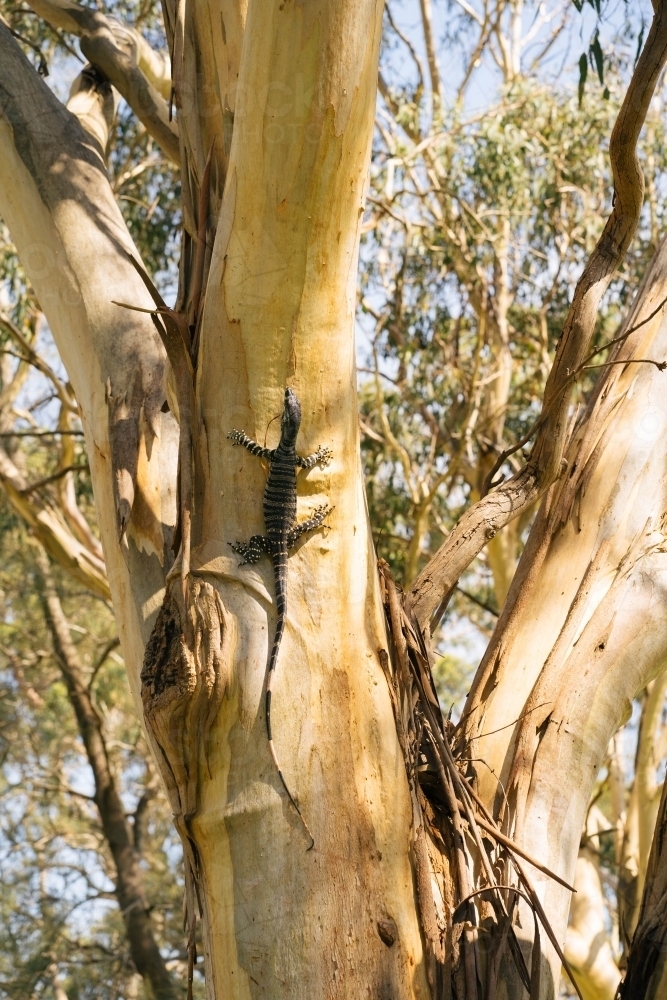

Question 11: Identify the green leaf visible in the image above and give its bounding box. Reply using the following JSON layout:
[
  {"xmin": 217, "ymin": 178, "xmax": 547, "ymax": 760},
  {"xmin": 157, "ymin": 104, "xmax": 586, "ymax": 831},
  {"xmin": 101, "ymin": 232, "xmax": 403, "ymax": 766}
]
[
  {"xmin": 635, "ymin": 22, "xmax": 646, "ymax": 66},
  {"xmin": 591, "ymin": 34, "xmax": 604, "ymax": 85},
  {"xmin": 578, "ymin": 53, "xmax": 588, "ymax": 106}
]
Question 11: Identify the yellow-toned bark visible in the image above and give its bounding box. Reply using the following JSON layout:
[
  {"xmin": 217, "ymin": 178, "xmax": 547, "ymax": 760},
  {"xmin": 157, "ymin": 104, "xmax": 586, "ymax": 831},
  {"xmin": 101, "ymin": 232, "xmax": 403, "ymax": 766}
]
[
  {"xmin": 462, "ymin": 234, "xmax": 667, "ymax": 995},
  {"xmin": 180, "ymin": 2, "xmax": 429, "ymax": 995},
  {"xmin": 1, "ymin": 4, "xmax": 430, "ymax": 996}
]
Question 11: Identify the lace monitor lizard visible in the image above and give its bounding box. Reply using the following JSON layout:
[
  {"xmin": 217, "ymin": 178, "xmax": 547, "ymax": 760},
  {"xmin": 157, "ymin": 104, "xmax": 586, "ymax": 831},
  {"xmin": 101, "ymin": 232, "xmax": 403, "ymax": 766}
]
[{"xmin": 228, "ymin": 388, "xmax": 333, "ymax": 848}]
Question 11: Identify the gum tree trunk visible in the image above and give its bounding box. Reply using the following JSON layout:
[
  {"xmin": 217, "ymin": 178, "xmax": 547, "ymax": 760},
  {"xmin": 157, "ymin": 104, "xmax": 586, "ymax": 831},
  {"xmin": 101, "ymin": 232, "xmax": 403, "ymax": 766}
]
[
  {"xmin": 0, "ymin": 3, "xmax": 429, "ymax": 997},
  {"xmin": 5, "ymin": 0, "xmax": 667, "ymax": 997},
  {"xmin": 460, "ymin": 235, "xmax": 667, "ymax": 996}
]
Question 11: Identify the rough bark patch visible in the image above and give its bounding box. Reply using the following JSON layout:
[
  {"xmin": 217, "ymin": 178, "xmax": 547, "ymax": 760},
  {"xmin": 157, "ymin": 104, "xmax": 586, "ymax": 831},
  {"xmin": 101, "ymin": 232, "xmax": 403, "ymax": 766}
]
[{"xmin": 141, "ymin": 575, "xmax": 234, "ymax": 994}]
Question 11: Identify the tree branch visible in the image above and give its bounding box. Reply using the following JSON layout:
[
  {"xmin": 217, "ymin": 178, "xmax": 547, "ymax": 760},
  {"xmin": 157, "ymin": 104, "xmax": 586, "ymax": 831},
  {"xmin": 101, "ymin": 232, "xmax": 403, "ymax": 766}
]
[
  {"xmin": 25, "ymin": 0, "xmax": 178, "ymax": 163},
  {"xmin": 418, "ymin": 0, "xmax": 442, "ymax": 111}
]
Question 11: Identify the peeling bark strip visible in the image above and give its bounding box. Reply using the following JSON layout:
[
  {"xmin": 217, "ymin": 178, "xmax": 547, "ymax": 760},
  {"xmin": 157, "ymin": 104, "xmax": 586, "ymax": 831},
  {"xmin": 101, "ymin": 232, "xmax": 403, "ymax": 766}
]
[
  {"xmin": 117, "ymin": 254, "xmax": 197, "ymax": 589},
  {"xmin": 141, "ymin": 575, "xmax": 234, "ymax": 999},
  {"xmin": 406, "ymin": 1, "xmax": 667, "ymax": 633}
]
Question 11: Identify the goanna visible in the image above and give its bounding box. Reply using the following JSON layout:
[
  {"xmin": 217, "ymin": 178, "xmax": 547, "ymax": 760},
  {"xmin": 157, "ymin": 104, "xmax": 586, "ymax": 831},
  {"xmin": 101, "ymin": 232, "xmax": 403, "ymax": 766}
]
[{"xmin": 228, "ymin": 388, "xmax": 333, "ymax": 848}]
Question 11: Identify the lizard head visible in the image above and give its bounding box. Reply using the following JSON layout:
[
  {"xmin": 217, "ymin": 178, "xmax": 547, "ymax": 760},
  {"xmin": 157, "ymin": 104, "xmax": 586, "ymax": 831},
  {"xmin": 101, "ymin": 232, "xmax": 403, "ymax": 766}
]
[{"xmin": 281, "ymin": 387, "xmax": 302, "ymax": 444}]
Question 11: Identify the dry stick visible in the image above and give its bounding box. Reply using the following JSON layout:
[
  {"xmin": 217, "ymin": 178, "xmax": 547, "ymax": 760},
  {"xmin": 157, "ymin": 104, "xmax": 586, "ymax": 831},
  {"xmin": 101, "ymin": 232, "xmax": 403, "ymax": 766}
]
[
  {"xmin": 455, "ymin": 766, "xmax": 584, "ymax": 1000},
  {"xmin": 408, "ymin": 614, "xmax": 573, "ymax": 891},
  {"xmin": 473, "ymin": 816, "xmax": 575, "ymax": 893},
  {"xmin": 427, "ymin": 726, "xmax": 532, "ymax": 994},
  {"xmin": 386, "ymin": 574, "xmax": 449, "ymax": 983},
  {"xmin": 456, "ymin": 770, "xmax": 533, "ymax": 994},
  {"xmin": 441, "ymin": 762, "xmax": 480, "ymax": 1000},
  {"xmin": 0, "ymin": 430, "xmax": 83, "ymax": 437},
  {"xmin": 2, "ymin": 16, "xmax": 48, "ymax": 75},
  {"xmin": 20, "ymin": 463, "xmax": 89, "ymax": 495},
  {"xmin": 407, "ymin": 7, "xmax": 667, "ymax": 632},
  {"xmin": 454, "ymin": 887, "xmax": 543, "ymax": 1000},
  {"xmin": 511, "ymin": 853, "xmax": 582, "ymax": 1000},
  {"xmin": 385, "ymin": 3, "xmax": 426, "ymax": 93},
  {"xmin": 170, "ymin": 0, "xmax": 185, "ymax": 117},
  {"xmin": 190, "ymin": 141, "xmax": 214, "ymax": 343},
  {"xmin": 384, "ymin": 569, "xmax": 471, "ymax": 989},
  {"xmin": 426, "ymin": 732, "xmax": 477, "ymax": 990},
  {"xmin": 435, "ymin": 723, "xmax": 544, "ymax": 994}
]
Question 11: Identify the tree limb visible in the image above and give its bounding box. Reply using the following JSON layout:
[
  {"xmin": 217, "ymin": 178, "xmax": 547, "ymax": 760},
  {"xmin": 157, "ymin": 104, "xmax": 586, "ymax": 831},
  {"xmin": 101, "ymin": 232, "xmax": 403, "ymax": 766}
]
[{"xmin": 25, "ymin": 0, "xmax": 179, "ymax": 163}]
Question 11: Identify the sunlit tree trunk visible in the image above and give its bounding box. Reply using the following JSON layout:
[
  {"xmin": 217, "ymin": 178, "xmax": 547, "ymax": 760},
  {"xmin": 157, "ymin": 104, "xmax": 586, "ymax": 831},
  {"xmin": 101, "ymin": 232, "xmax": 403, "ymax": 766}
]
[
  {"xmin": 617, "ymin": 672, "xmax": 667, "ymax": 946},
  {"xmin": 564, "ymin": 806, "xmax": 621, "ymax": 1000},
  {"xmin": 5, "ymin": 0, "xmax": 667, "ymax": 997},
  {"xmin": 0, "ymin": 3, "xmax": 429, "ymax": 997},
  {"xmin": 621, "ymin": 765, "xmax": 667, "ymax": 998},
  {"xmin": 460, "ymin": 233, "xmax": 667, "ymax": 996}
]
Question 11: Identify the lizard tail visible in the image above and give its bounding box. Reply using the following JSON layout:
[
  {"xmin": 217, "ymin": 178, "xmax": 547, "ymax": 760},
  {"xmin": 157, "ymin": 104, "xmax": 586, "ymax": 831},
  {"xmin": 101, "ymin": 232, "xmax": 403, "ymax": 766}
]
[{"xmin": 266, "ymin": 553, "xmax": 314, "ymax": 850}]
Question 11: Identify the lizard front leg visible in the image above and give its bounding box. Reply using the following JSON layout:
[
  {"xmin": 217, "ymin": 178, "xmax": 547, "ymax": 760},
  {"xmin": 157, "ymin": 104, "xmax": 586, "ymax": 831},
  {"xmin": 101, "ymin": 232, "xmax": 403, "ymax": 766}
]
[
  {"xmin": 228, "ymin": 429, "xmax": 275, "ymax": 460},
  {"xmin": 286, "ymin": 505, "xmax": 334, "ymax": 548},
  {"xmin": 296, "ymin": 445, "xmax": 333, "ymax": 469},
  {"xmin": 229, "ymin": 534, "xmax": 270, "ymax": 565}
]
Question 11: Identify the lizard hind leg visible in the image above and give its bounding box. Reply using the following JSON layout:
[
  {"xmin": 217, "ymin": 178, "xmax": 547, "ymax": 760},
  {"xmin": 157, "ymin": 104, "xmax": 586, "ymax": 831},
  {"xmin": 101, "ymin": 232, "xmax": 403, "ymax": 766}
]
[
  {"xmin": 286, "ymin": 505, "xmax": 334, "ymax": 548},
  {"xmin": 229, "ymin": 535, "xmax": 268, "ymax": 565}
]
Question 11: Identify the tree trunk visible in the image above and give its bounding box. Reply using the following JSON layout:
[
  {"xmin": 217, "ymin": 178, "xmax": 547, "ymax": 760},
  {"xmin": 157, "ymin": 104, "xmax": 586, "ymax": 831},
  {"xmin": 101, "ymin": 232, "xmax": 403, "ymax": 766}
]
[
  {"xmin": 1, "ymin": 4, "xmax": 429, "ymax": 997},
  {"xmin": 620, "ymin": 772, "xmax": 667, "ymax": 998},
  {"xmin": 460, "ymin": 233, "xmax": 667, "ymax": 996},
  {"xmin": 149, "ymin": 2, "xmax": 429, "ymax": 995}
]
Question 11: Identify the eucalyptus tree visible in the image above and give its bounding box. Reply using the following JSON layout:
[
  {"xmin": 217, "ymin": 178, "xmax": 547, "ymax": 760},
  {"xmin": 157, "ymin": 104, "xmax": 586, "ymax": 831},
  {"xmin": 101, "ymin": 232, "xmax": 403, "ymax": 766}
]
[{"xmin": 2, "ymin": 1, "xmax": 667, "ymax": 1000}]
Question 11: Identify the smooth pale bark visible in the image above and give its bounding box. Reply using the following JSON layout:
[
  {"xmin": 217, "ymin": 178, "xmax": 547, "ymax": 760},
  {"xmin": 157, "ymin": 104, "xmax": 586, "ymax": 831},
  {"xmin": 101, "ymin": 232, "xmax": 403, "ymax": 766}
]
[
  {"xmin": 2, "ymin": 4, "xmax": 430, "ymax": 998},
  {"xmin": 0, "ymin": 24, "xmax": 178, "ymax": 713},
  {"xmin": 460, "ymin": 235, "xmax": 667, "ymax": 996},
  {"xmin": 564, "ymin": 807, "xmax": 621, "ymax": 1000},
  {"xmin": 618, "ymin": 672, "xmax": 667, "ymax": 944},
  {"xmin": 167, "ymin": 2, "xmax": 429, "ymax": 996}
]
